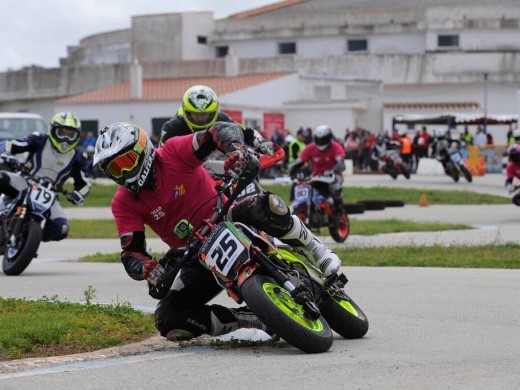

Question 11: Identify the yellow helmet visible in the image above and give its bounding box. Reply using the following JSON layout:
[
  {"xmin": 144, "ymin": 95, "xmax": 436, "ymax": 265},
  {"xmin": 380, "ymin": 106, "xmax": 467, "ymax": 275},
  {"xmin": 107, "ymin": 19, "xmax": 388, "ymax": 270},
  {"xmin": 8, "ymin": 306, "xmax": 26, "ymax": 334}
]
[
  {"xmin": 181, "ymin": 85, "xmax": 219, "ymax": 132},
  {"xmin": 49, "ymin": 112, "xmax": 81, "ymax": 153}
]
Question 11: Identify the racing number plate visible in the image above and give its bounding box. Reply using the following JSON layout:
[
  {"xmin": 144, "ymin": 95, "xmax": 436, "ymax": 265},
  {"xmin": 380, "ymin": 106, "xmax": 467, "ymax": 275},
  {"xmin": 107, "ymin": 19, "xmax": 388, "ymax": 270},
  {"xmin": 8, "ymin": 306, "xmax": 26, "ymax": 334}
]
[
  {"xmin": 450, "ymin": 151, "xmax": 463, "ymax": 163},
  {"xmin": 294, "ymin": 185, "xmax": 310, "ymax": 201},
  {"xmin": 201, "ymin": 222, "xmax": 249, "ymax": 278},
  {"xmin": 29, "ymin": 185, "xmax": 56, "ymax": 212}
]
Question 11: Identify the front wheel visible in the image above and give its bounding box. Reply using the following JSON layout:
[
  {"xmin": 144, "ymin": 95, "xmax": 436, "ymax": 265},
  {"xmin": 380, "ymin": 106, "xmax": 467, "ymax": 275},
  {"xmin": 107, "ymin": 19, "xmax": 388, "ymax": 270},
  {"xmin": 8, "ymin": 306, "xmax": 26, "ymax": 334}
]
[
  {"xmin": 328, "ymin": 210, "xmax": 349, "ymax": 243},
  {"xmin": 241, "ymin": 274, "xmax": 333, "ymax": 354},
  {"xmin": 460, "ymin": 165, "xmax": 473, "ymax": 182},
  {"xmin": 320, "ymin": 292, "xmax": 369, "ymax": 339},
  {"xmin": 2, "ymin": 219, "xmax": 42, "ymax": 276}
]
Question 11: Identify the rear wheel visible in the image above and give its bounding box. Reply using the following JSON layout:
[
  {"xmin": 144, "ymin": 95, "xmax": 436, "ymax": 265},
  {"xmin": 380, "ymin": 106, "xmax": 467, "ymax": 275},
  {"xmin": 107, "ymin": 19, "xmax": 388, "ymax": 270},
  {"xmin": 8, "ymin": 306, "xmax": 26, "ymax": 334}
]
[
  {"xmin": 328, "ymin": 211, "xmax": 349, "ymax": 243},
  {"xmin": 241, "ymin": 274, "xmax": 333, "ymax": 354},
  {"xmin": 2, "ymin": 219, "xmax": 42, "ymax": 276},
  {"xmin": 320, "ymin": 292, "xmax": 369, "ymax": 339}
]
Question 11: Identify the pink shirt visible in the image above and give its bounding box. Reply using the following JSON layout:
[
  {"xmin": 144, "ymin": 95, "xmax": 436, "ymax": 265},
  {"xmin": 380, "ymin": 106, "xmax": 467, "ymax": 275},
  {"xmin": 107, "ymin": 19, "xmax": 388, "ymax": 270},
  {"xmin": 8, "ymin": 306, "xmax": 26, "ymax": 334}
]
[
  {"xmin": 506, "ymin": 162, "xmax": 520, "ymax": 181},
  {"xmin": 298, "ymin": 141, "xmax": 345, "ymax": 176},
  {"xmin": 111, "ymin": 134, "xmax": 218, "ymax": 248}
]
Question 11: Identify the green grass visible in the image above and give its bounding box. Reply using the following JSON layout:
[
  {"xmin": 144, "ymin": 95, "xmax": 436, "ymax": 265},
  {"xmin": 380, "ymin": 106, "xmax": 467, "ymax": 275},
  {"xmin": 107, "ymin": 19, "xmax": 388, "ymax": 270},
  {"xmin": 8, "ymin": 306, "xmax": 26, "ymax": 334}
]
[
  {"xmin": 67, "ymin": 218, "xmax": 471, "ymax": 239},
  {"xmin": 0, "ymin": 295, "xmax": 156, "ymax": 360},
  {"xmin": 333, "ymin": 244, "xmax": 520, "ymax": 269},
  {"xmin": 60, "ymin": 183, "xmax": 509, "ymax": 208}
]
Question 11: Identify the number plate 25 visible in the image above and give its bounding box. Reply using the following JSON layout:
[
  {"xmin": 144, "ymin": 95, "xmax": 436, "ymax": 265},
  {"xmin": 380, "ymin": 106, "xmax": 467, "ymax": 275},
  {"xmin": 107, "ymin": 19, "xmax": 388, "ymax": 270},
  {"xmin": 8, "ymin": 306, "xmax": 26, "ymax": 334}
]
[{"xmin": 199, "ymin": 222, "xmax": 251, "ymax": 278}]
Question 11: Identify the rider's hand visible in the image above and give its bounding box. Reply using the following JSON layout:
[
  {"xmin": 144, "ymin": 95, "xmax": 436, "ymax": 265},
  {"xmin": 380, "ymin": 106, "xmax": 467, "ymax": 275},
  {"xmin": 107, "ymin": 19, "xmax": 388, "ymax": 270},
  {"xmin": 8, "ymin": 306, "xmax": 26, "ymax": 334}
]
[
  {"xmin": 0, "ymin": 155, "xmax": 20, "ymax": 170},
  {"xmin": 224, "ymin": 150, "xmax": 248, "ymax": 179},
  {"xmin": 254, "ymin": 138, "xmax": 274, "ymax": 156},
  {"xmin": 142, "ymin": 259, "xmax": 166, "ymax": 286},
  {"xmin": 65, "ymin": 190, "xmax": 84, "ymax": 206}
]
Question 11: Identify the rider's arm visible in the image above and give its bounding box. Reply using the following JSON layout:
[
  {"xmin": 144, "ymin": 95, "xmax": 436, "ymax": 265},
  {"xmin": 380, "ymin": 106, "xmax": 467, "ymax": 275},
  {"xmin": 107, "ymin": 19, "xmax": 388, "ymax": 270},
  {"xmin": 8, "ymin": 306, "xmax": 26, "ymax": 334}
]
[
  {"xmin": 119, "ymin": 231, "xmax": 154, "ymax": 280},
  {"xmin": 69, "ymin": 154, "xmax": 92, "ymax": 198},
  {"xmin": 288, "ymin": 158, "xmax": 305, "ymax": 177},
  {"xmin": 193, "ymin": 121, "xmax": 246, "ymax": 160},
  {"xmin": 332, "ymin": 156, "xmax": 346, "ymax": 173},
  {"xmin": 2, "ymin": 134, "xmax": 41, "ymax": 155}
]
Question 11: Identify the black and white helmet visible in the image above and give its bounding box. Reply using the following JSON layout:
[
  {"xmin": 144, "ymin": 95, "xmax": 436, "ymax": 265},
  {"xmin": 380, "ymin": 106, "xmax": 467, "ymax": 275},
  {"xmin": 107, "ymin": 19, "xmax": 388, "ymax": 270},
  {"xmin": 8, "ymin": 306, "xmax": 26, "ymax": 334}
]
[
  {"xmin": 313, "ymin": 125, "xmax": 333, "ymax": 151},
  {"xmin": 93, "ymin": 122, "xmax": 156, "ymax": 194}
]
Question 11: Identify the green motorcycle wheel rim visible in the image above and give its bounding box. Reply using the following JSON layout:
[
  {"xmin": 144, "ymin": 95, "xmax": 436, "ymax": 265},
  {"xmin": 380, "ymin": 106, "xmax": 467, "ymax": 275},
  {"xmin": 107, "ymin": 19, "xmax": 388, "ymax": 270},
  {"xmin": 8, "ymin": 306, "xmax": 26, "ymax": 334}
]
[
  {"xmin": 262, "ymin": 282, "xmax": 323, "ymax": 331},
  {"xmin": 334, "ymin": 297, "xmax": 359, "ymax": 317}
]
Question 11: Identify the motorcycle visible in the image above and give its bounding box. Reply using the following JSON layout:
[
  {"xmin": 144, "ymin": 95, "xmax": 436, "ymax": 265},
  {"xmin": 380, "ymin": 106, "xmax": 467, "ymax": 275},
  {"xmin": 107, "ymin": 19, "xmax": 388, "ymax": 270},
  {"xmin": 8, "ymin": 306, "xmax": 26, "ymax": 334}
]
[
  {"xmin": 0, "ymin": 157, "xmax": 68, "ymax": 275},
  {"xmin": 442, "ymin": 150, "xmax": 473, "ymax": 183},
  {"xmin": 379, "ymin": 149, "xmax": 411, "ymax": 180},
  {"xmin": 150, "ymin": 155, "xmax": 368, "ymax": 354},
  {"xmin": 291, "ymin": 171, "xmax": 350, "ymax": 243}
]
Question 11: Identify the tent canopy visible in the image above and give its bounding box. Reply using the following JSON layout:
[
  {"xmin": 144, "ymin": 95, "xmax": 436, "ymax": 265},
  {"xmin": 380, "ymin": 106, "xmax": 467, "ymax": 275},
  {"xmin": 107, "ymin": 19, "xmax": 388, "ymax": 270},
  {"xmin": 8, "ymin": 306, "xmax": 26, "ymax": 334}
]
[{"xmin": 393, "ymin": 113, "xmax": 518, "ymax": 127}]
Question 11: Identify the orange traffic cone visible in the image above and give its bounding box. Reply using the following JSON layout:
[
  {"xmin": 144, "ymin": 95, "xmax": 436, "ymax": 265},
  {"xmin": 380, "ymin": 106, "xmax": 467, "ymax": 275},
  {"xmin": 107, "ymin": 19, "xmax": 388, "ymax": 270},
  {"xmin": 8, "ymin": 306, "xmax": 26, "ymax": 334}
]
[{"xmin": 419, "ymin": 193, "xmax": 428, "ymax": 207}]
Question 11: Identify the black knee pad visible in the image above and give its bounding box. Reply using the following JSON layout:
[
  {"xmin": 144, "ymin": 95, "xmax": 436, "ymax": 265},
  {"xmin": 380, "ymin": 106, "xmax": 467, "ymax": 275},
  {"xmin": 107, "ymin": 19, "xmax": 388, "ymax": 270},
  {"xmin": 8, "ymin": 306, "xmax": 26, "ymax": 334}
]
[
  {"xmin": 229, "ymin": 191, "xmax": 291, "ymax": 236},
  {"xmin": 0, "ymin": 173, "xmax": 18, "ymax": 198}
]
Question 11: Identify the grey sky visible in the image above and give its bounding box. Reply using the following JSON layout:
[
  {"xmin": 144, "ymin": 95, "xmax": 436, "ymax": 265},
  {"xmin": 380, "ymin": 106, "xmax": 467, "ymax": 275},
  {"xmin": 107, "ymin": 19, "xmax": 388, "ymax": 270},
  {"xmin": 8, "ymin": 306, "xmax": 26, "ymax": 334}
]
[{"xmin": 0, "ymin": 0, "xmax": 276, "ymax": 72}]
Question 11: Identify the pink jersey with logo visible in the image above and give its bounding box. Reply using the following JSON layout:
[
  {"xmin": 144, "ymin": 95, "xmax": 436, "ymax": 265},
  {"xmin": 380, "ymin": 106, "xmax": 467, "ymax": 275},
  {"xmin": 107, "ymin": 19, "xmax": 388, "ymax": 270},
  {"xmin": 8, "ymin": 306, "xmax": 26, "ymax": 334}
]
[
  {"xmin": 298, "ymin": 141, "xmax": 345, "ymax": 176},
  {"xmin": 111, "ymin": 134, "xmax": 218, "ymax": 248}
]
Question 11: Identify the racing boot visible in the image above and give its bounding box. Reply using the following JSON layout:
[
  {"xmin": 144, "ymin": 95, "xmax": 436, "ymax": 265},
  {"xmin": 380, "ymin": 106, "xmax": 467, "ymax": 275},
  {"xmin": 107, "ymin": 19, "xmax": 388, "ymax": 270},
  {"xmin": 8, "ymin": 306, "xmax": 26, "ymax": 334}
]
[
  {"xmin": 210, "ymin": 306, "xmax": 276, "ymax": 339},
  {"xmin": 279, "ymin": 215, "xmax": 341, "ymax": 276}
]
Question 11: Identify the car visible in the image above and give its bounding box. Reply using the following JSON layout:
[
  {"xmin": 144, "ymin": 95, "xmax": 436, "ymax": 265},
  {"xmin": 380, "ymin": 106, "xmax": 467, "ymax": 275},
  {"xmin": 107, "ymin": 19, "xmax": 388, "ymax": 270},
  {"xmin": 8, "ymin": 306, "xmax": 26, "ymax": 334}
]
[{"xmin": 0, "ymin": 112, "xmax": 47, "ymax": 141}]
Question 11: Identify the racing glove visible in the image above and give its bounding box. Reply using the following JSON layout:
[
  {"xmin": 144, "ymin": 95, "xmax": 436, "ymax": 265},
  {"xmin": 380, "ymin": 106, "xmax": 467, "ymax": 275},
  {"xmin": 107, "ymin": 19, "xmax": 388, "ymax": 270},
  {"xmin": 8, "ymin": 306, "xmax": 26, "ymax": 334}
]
[
  {"xmin": 142, "ymin": 259, "xmax": 166, "ymax": 287},
  {"xmin": 65, "ymin": 190, "xmax": 84, "ymax": 206},
  {"xmin": 0, "ymin": 154, "xmax": 21, "ymax": 170},
  {"xmin": 224, "ymin": 149, "xmax": 248, "ymax": 179}
]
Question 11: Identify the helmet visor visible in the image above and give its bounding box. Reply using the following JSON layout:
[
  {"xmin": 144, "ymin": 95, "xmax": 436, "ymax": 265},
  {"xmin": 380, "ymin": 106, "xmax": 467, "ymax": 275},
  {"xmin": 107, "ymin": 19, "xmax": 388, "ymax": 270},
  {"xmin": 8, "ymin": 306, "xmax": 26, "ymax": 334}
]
[
  {"xmin": 55, "ymin": 127, "xmax": 79, "ymax": 141},
  {"xmin": 185, "ymin": 111, "xmax": 213, "ymax": 127},
  {"xmin": 103, "ymin": 129, "xmax": 147, "ymax": 179}
]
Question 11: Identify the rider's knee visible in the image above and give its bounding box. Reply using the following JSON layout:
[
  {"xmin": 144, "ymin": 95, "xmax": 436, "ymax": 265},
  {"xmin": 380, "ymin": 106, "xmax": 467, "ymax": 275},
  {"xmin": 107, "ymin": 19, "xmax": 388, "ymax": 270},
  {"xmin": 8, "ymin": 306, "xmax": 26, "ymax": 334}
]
[{"xmin": 42, "ymin": 218, "xmax": 69, "ymax": 242}]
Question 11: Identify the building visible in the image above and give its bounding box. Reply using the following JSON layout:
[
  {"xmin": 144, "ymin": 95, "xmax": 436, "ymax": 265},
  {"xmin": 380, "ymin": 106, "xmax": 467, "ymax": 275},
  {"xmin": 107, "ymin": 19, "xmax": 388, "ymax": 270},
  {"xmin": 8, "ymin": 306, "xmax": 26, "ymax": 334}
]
[{"xmin": 1, "ymin": 0, "xmax": 519, "ymax": 142}]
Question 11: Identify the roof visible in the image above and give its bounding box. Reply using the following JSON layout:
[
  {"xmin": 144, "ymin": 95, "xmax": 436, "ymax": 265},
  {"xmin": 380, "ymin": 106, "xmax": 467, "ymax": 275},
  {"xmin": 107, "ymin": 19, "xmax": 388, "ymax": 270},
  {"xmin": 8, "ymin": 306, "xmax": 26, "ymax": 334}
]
[
  {"xmin": 385, "ymin": 102, "xmax": 480, "ymax": 110},
  {"xmin": 228, "ymin": 0, "xmax": 308, "ymax": 19},
  {"xmin": 393, "ymin": 113, "xmax": 518, "ymax": 125},
  {"xmin": 55, "ymin": 72, "xmax": 292, "ymax": 104},
  {"xmin": 227, "ymin": 0, "xmax": 519, "ymax": 19}
]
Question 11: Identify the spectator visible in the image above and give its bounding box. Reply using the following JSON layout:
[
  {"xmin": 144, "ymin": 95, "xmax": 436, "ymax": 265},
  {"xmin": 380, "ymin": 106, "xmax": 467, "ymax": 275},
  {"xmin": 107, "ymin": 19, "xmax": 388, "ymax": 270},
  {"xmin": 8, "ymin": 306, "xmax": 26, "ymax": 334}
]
[
  {"xmin": 486, "ymin": 132, "xmax": 494, "ymax": 145},
  {"xmin": 343, "ymin": 131, "xmax": 360, "ymax": 166},
  {"xmin": 474, "ymin": 126, "xmax": 487, "ymax": 146},
  {"xmin": 81, "ymin": 131, "xmax": 97, "ymax": 149},
  {"xmin": 463, "ymin": 126, "xmax": 473, "ymax": 145},
  {"xmin": 397, "ymin": 129, "xmax": 413, "ymax": 169}
]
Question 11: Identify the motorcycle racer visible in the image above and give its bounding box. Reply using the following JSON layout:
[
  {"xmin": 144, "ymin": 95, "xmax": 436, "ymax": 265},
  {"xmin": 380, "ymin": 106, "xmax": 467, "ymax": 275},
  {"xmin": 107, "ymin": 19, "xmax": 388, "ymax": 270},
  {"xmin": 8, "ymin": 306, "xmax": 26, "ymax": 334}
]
[
  {"xmin": 0, "ymin": 112, "xmax": 91, "ymax": 241},
  {"xmin": 160, "ymin": 85, "xmax": 273, "ymax": 157},
  {"xmin": 289, "ymin": 125, "xmax": 346, "ymax": 222},
  {"xmin": 93, "ymin": 121, "xmax": 341, "ymax": 342}
]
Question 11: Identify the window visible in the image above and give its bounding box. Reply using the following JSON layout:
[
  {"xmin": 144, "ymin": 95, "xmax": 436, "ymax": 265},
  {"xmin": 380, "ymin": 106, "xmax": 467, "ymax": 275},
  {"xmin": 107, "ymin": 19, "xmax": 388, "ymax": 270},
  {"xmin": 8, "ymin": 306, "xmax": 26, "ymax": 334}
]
[
  {"xmin": 438, "ymin": 34, "xmax": 459, "ymax": 47},
  {"xmin": 197, "ymin": 36, "xmax": 208, "ymax": 44},
  {"xmin": 347, "ymin": 39, "xmax": 368, "ymax": 52},
  {"xmin": 216, "ymin": 46, "xmax": 229, "ymax": 58},
  {"xmin": 80, "ymin": 120, "xmax": 99, "ymax": 136},
  {"xmin": 278, "ymin": 42, "xmax": 296, "ymax": 55}
]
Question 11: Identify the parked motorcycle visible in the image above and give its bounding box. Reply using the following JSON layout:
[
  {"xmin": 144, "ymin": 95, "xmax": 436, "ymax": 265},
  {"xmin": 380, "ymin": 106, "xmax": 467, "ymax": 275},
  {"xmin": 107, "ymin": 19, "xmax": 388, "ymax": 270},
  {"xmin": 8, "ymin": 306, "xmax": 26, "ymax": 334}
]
[
  {"xmin": 0, "ymin": 157, "xmax": 68, "ymax": 275},
  {"xmin": 291, "ymin": 172, "xmax": 350, "ymax": 243},
  {"xmin": 150, "ymin": 155, "xmax": 368, "ymax": 354},
  {"xmin": 378, "ymin": 149, "xmax": 411, "ymax": 179},
  {"xmin": 442, "ymin": 150, "xmax": 473, "ymax": 183}
]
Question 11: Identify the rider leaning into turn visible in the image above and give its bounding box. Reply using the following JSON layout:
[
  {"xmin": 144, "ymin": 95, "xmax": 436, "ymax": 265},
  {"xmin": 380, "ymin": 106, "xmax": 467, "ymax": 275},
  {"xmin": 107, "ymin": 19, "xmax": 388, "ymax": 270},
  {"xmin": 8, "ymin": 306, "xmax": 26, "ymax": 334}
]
[
  {"xmin": 159, "ymin": 85, "xmax": 273, "ymax": 157},
  {"xmin": 93, "ymin": 121, "xmax": 341, "ymax": 342},
  {"xmin": 0, "ymin": 112, "xmax": 91, "ymax": 242},
  {"xmin": 429, "ymin": 127, "xmax": 465, "ymax": 170},
  {"xmin": 289, "ymin": 125, "xmax": 346, "ymax": 222}
]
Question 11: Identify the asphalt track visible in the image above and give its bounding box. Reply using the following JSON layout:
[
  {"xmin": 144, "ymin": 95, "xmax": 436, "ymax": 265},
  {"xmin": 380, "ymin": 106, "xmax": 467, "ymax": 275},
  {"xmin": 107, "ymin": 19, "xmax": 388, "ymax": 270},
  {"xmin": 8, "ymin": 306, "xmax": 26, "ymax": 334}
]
[{"xmin": 0, "ymin": 173, "xmax": 519, "ymax": 389}]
